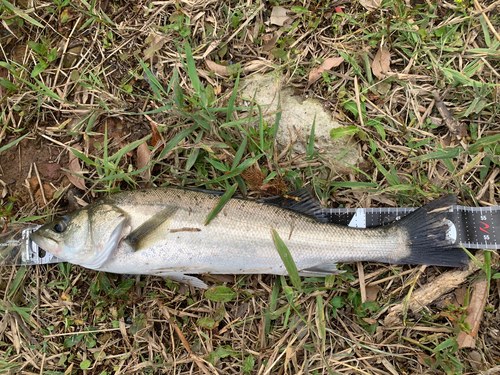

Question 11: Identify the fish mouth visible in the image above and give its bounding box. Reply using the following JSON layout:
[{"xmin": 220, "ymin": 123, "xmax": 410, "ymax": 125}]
[{"xmin": 30, "ymin": 233, "xmax": 61, "ymax": 256}]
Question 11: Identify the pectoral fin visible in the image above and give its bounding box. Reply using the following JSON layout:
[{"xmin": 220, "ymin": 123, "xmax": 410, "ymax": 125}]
[{"xmin": 124, "ymin": 206, "xmax": 179, "ymax": 251}]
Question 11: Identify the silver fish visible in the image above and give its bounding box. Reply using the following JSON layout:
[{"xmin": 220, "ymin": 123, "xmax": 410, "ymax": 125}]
[{"xmin": 30, "ymin": 187, "xmax": 467, "ymax": 288}]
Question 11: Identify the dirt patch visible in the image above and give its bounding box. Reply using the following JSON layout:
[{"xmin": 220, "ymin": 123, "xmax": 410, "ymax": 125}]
[{"xmin": 0, "ymin": 136, "xmax": 66, "ymax": 209}]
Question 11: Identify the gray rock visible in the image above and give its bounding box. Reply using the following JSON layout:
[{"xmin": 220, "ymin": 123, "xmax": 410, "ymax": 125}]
[{"xmin": 239, "ymin": 74, "xmax": 361, "ymax": 174}]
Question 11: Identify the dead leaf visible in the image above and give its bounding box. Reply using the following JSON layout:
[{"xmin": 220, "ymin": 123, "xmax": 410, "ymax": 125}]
[
  {"xmin": 375, "ymin": 80, "xmax": 391, "ymax": 95},
  {"xmin": 365, "ymin": 285, "xmax": 381, "ymax": 302},
  {"xmin": 35, "ymin": 184, "xmax": 56, "ymax": 203},
  {"xmin": 144, "ymin": 34, "xmax": 167, "ymax": 60},
  {"xmin": 454, "ymin": 286, "xmax": 468, "ymax": 306},
  {"xmin": 457, "ymin": 279, "xmax": 489, "ymax": 348},
  {"xmin": 308, "ymin": 57, "xmax": 344, "ymax": 85},
  {"xmin": 359, "ymin": 0, "xmax": 382, "ymax": 11},
  {"xmin": 242, "ymin": 167, "xmax": 265, "ymax": 189},
  {"xmin": 205, "ymin": 60, "xmax": 229, "ymax": 76},
  {"xmin": 362, "ymin": 317, "xmax": 377, "ymax": 325},
  {"xmin": 242, "ymin": 60, "xmax": 273, "ymax": 74},
  {"xmin": 150, "ymin": 122, "xmax": 163, "ymax": 149},
  {"xmin": 66, "ymin": 145, "xmax": 86, "ymax": 190},
  {"xmin": 372, "ymin": 46, "xmax": 391, "ymax": 80},
  {"xmin": 467, "ymin": 350, "xmax": 486, "ymax": 371},
  {"xmin": 137, "ymin": 141, "xmax": 151, "ymax": 180},
  {"xmin": 417, "ymin": 352, "xmax": 435, "ymax": 367},
  {"xmin": 270, "ymin": 6, "xmax": 292, "ymax": 26},
  {"xmin": 27, "ymin": 176, "xmax": 39, "ymax": 192},
  {"xmin": 262, "ymin": 30, "xmax": 283, "ymax": 52}
]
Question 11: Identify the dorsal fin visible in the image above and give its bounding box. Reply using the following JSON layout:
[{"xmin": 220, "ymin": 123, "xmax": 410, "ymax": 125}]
[{"xmin": 259, "ymin": 188, "xmax": 329, "ymax": 222}]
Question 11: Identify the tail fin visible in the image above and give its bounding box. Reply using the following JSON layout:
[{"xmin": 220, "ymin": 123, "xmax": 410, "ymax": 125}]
[{"xmin": 394, "ymin": 195, "xmax": 468, "ymax": 267}]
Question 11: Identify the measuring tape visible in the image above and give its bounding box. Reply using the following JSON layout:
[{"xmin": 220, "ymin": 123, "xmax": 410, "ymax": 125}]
[
  {"xmin": 1, "ymin": 204, "xmax": 499, "ymax": 267},
  {"xmin": 324, "ymin": 205, "xmax": 499, "ymax": 249}
]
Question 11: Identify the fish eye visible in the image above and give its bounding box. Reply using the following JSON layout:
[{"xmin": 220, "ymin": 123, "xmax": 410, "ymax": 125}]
[{"xmin": 53, "ymin": 217, "xmax": 68, "ymax": 233}]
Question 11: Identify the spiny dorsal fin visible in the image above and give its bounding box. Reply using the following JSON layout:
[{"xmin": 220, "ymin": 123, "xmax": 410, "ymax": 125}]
[{"xmin": 259, "ymin": 188, "xmax": 329, "ymax": 222}]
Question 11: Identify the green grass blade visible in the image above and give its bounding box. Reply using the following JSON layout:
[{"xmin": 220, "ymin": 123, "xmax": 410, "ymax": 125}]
[
  {"xmin": 173, "ymin": 73, "xmax": 184, "ymax": 109},
  {"xmin": 0, "ymin": 133, "xmax": 30, "ymax": 153},
  {"xmin": 232, "ymin": 136, "xmax": 247, "ymax": 170},
  {"xmin": 329, "ymin": 181, "xmax": 378, "ymax": 189},
  {"xmin": 468, "ymin": 133, "xmax": 500, "ymax": 154},
  {"xmin": 226, "ymin": 72, "xmax": 240, "ymax": 123},
  {"xmin": 158, "ymin": 125, "xmax": 198, "ymax": 159},
  {"xmin": 271, "ymin": 229, "xmax": 301, "ymax": 290},
  {"xmin": 70, "ymin": 148, "xmax": 97, "ymax": 166},
  {"xmin": 210, "ymin": 155, "xmax": 262, "ymax": 183},
  {"xmin": 316, "ymin": 294, "xmax": 326, "ymax": 351},
  {"xmin": 109, "ymin": 135, "xmax": 152, "ymax": 163},
  {"xmin": 409, "ymin": 147, "xmax": 462, "ymax": 161},
  {"xmin": 205, "ymin": 183, "xmax": 238, "ymax": 225},
  {"xmin": 139, "ymin": 60, "xmax": 165, "ymax": 101},
  {"xmin": 184, "ymin": 43, "xmax": 200, "ymax": 94},
  {"xmin": 273, "ymin": 95, "xmax": 281, "ymax": 148},
  {"xmin": 1, "ymin": 0, "xmax": 44, "ymax": 27},
  {"xmin": 307, "ymin": 115, "xmax": 316, "ymax": 158},
  {"xmin": 7, "ymin": 266, "xmax": 26, "ymax": 299}
]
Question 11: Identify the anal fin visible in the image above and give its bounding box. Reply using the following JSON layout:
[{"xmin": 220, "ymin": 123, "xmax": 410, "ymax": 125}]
[
  {"xmin": 159, "ymin": 272, "xmax": 208, "ymax": 289},
  {"xmin": 299, "ymin": 263, "xmax": 344, "ymax": 277}
]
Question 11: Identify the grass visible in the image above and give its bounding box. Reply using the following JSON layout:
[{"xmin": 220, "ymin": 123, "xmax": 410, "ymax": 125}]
[{"xmin": 0, "ymin": 0, "xmax": 499, "ymax": 373}]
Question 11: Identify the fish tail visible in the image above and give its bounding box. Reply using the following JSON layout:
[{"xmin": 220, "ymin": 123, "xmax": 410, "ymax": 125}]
[{"xmin": 392, "ymin": 194, "xmax": 468, "ymax": 267}]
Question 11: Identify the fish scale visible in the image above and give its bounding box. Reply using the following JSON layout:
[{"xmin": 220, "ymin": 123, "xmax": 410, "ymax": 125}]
[{"xmin": 29, "ymin": 187, "xmax": 468, "ymax": 288}]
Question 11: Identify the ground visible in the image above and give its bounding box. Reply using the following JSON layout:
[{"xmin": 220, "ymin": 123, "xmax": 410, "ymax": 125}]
[{"xmin": 0, "ymin": 0, "xmax": 500, "ymax": 374}]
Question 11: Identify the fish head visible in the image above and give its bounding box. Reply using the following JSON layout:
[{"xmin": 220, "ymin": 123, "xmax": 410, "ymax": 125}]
[{"xmin": 31, "ymin": 203, "xmax": 128, "ymax": 269}]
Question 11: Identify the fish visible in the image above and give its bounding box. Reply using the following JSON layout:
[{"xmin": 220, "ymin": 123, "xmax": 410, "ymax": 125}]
[{"xmin": 30, "ymin": 187, "xmax": 468, "ymax": 288}]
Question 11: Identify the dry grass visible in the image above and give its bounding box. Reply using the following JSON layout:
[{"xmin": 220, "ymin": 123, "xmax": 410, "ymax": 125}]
[{"xmin": 1, "ymin": 0, "xmax": 500, "ymax": 374}]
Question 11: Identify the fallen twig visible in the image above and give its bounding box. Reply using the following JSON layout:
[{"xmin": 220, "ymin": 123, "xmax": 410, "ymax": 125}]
[{"xmin": 384, "ymin": 251, "xmax": 498, "ymax": 326}]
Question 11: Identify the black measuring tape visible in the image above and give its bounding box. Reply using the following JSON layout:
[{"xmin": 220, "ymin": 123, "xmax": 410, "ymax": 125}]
[
  {"xmin": 323, "ymin": 205, "xmax": 500, "ymax": 249},
  {"xmin": 1, "ymin": 204, "xmax": 499, "ymax": 267}
]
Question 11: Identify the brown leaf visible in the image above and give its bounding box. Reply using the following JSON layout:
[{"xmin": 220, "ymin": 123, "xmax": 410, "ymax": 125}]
[
  {"xmin": 27, "ymin": 176, "xmax": 39, "ymax": 192},
  {"xmin": 137, "ymin": 141, "xmax": 151, "ymax": 180},
  {"xmin": 150, "ymin": 122, "xmax": 163, "ymax": 149},
  {"xmin": 262, "ymin": 31, "xmax": 283, "ymax": 52},
  {"xmin": 35, "ymin": 184, "xmax": 56, "ymax": 203},
  {"xmin": 205, "ymin": 60, "xmax": 229, "ymax": 76},
  {"xmin": 270, "ymin": 6, "xmax": 292, "ymax": 26},
  {"xmin": 372, "ymin": 46, "xmax": 391, "ymax": 80},
  {"xmin": 144, "ymin": 34, "xmax": 167, "ymax": 60},
  {"xmin": 362, "ymin": 317, "xmax": 377, "ymax": 325},
  {"xmin": 359, "ymin": 0, "xmax": 382, "ymax": 11},
  {"xmin": 454, "ymin": 286, "xmax": 468, "ymax": 306},
  {"xmin": 416, "ymin": 352, "xmax": 435, "ymax": 367},
  {"xmin": 241, "ymin": 60, "xmax": 273, "ymax": 74},
  {"xmin": 242, "ymin": 167, "xmax": 265, "ymax": 189},
  {"xmin": 365, "ymin": 285, "xmax": 381, "ymax": 302},
  {"xmin": 66, "ymin": 145, "xmax": 86, "ymax": 190},
  {"xmin": 457, "ymin": 279, "xmax": 489, "ymax": 348},
  {"xmin": 308, "ymin": 57, "xmax": 344, "ymax": 85}
]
